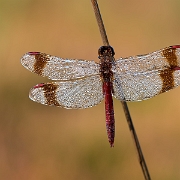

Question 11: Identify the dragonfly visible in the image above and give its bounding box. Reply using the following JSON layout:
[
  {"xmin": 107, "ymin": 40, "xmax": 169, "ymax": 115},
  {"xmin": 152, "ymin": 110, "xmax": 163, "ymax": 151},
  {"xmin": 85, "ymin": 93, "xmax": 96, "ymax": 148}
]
[{"xmin": 21, "ymin": 45, "xmax": 180, "ymax": 147}]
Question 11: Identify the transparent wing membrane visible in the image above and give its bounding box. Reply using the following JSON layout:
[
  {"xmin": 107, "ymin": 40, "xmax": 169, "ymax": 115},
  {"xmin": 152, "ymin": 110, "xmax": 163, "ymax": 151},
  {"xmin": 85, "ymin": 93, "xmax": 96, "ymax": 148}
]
[
  {"xmin": 113, "ymin": 70, "xmax": 162, "ymax": 101},
  {"xmin": 29, "ymin": 75, "xmax": 104, "ymax": 109},
  {"xmin": 112, "ymin": 46, "xmax": 180, "ymax": 101},
  {"xmin": 113, "ymin": 46, "xmax": 180, "ymax": 74},
  {"xmin": 113, "ymin": 69, "xmax": 180, "ymax": 101},
  {"xmin": 21, "ymin": 52, "xmax": 100, "ymax": 80}
]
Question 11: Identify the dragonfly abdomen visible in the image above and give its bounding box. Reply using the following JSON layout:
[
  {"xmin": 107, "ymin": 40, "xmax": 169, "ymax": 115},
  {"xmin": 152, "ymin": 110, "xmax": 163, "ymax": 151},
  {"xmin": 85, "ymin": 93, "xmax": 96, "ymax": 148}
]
[{"xmin": 103, "ymin": 81, "xmax": 115, "ymax": 147}]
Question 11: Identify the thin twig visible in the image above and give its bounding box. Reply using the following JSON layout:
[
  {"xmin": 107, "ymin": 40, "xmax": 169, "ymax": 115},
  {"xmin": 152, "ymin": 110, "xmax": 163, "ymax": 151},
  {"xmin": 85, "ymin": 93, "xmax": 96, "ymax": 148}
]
[
  {"xmin": 91, "ymin": 1, "xmax": 151, "ymax": 180},
  {"xmin": 91, "ymin": 0, "xmax": 109, "ymax": 46}
]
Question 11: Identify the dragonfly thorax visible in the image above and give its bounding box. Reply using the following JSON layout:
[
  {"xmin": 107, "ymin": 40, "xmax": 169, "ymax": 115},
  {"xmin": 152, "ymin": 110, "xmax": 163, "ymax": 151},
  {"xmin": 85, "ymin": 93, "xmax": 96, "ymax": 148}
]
[{"xmin": 99, "ymin": 46, "xmax": 115, "ymax": 82}]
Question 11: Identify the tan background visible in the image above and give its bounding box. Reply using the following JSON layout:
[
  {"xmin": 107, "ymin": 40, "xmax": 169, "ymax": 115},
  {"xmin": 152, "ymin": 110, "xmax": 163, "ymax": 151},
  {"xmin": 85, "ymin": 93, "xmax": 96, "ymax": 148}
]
[{"xmin": 1, "ymin": 0, "xmax": 180, "ymax": 179}]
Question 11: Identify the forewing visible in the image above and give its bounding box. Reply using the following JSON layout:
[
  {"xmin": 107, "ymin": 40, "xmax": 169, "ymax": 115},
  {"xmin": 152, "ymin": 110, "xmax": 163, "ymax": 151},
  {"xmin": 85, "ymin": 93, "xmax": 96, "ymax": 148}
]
[
  {"xmin": 29, "ymin": 75, "xmax": 104, "ymax": 109},
  {"xmin": 112, "ymin": 45, "xmax": 180, "ymax": 101},
  {"xmin": 21, "ymin": 52, "xmax": 100, "ymax": 80},
  {"xmin": 113, "ymin": 45, "xmax": 180, "ymax": 74}
]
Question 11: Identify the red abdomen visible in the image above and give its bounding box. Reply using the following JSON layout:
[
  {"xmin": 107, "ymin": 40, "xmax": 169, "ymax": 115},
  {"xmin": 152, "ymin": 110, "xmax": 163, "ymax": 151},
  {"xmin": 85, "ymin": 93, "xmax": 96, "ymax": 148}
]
[{"xmin": 103, "ymin": 81, "xmax": 115, "ymax": 147}]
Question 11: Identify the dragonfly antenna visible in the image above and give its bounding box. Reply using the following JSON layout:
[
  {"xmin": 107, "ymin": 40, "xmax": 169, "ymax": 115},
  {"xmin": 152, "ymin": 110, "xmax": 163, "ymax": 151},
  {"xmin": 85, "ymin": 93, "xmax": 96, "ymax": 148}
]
[{"xmin": 91, "ymin": 1, "xmax": 151, "ymax": 180}]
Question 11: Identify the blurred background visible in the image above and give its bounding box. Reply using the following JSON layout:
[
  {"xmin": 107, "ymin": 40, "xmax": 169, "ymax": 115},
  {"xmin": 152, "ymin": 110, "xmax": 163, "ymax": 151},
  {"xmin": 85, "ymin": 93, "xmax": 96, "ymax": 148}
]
[{"xmin": 0, "ymin": 0, "xmax": 180, "ymax": 179}]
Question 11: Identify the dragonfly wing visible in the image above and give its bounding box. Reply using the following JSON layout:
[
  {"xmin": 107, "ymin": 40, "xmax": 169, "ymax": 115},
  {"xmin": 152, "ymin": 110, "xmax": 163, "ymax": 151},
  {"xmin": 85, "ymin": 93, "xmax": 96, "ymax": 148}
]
[
  {"xmin": 21, "ymin": 52, "xmax": 100, "ymax": 80},
  {"xmin": 113, "ymin": 45, "xmax": 180, "ymax": 74},
  {"xmin": 29, "ymin": 75, "xmax": 104, "ymax": 109},
  {"xmin": 113, "ymin": 69, "xmax": 180, "ymax": 101},
  {"xmin": 112, "ymin": 45, "xmax": 180, "ymax": 101}
]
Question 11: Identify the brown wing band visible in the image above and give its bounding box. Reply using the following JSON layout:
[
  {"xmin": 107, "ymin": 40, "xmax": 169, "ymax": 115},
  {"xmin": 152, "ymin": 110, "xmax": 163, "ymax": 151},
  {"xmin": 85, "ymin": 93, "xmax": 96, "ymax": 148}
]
[
  {"xmin": 160, "ymin": 47, "xmax": 178, "ymax": 93},
  {"xmin": 33, "ymin": 53, "xmax": 49, "ymax": 76},
  {"xmin": 42, "ymin": 83, "xmax": 60, "ymax": 106},
  {"xmin": 162, "ymin": 47, "xmax": 178, "ymax": 67},
  {"xmin": 159, "ymin": 69, "xmax": 175, "ymax": 93}
]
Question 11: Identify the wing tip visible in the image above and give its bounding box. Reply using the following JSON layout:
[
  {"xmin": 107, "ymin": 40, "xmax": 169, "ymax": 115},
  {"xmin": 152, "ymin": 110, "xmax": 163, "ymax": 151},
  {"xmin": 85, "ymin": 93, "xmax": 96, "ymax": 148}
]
[
  {"xmin": 29, "ymin": 84, "xmax": 46, "ymax": 103},
  {"xmin": 20, "ymin": 52, "xmax": 36, "ymax": 71},
  {"xmin": 21, "ymin": 52, "xmax": 41, "ymax": 62}
]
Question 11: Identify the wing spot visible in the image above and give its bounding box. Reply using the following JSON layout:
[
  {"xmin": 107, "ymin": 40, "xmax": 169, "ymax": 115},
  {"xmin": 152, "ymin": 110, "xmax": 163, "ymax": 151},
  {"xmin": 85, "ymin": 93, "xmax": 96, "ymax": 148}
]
[
  {"xmin": 162, "ymin": 47, "xmax": 178, "ymax": 67},
  {"xmin": 160, "ymin": 69, "xmax": 175, "ymax": 93},
  {"xmin": 42, "ymin": 83, "xmax": 60, "ymax": 106},
  {"xmin": 160, "ymin": 47, "xmax": 179, "ymax": 93},
  {"xmin": 34, "ymin": 53, "xmax": 49, "ymax": 75}
]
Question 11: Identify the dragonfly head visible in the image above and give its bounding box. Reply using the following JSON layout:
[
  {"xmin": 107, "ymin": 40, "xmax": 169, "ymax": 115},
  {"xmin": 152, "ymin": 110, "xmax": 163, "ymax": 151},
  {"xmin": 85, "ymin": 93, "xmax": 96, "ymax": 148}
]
[{"xmin": 98, "ymin": 46, "xmax": 115, "ymax": 58}]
